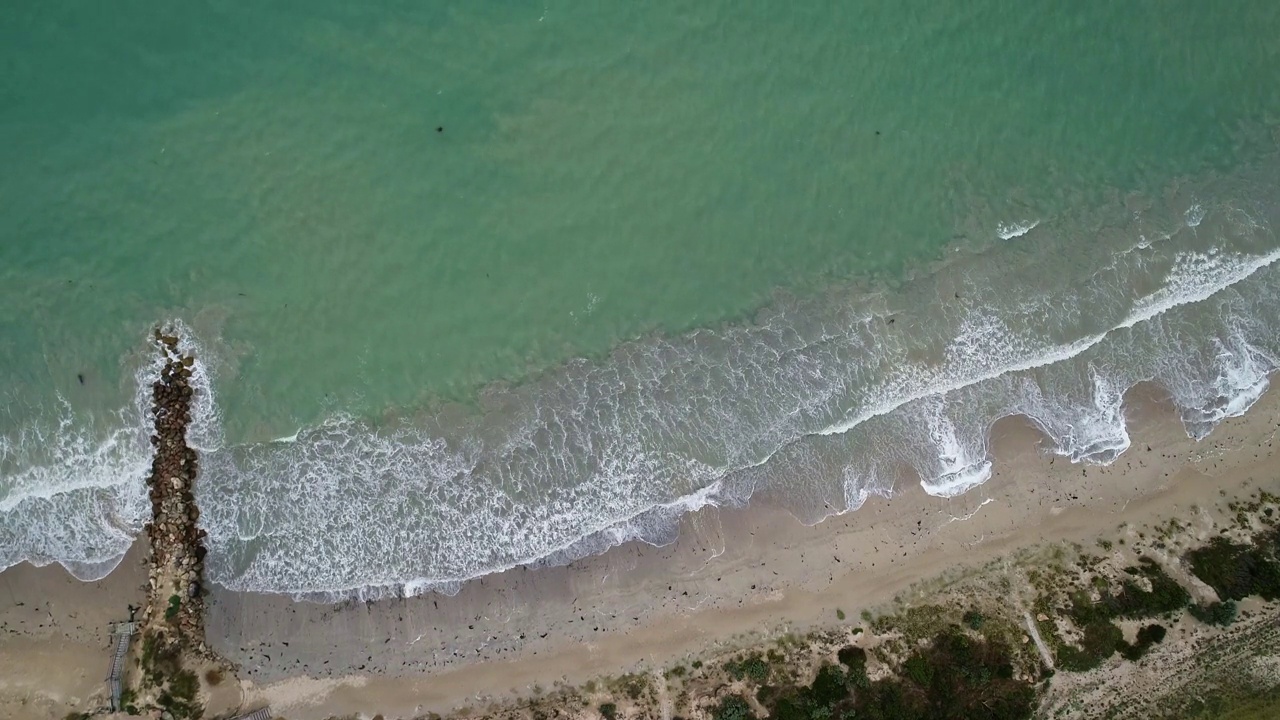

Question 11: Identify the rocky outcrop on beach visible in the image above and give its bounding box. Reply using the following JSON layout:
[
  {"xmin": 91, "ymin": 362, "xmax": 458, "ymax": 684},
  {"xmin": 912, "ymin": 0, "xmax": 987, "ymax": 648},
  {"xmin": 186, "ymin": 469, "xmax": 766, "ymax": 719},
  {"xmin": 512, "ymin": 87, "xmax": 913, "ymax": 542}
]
[{"xmin": 141, "ymin": 329, "xmax": 211, "ymax": 653}]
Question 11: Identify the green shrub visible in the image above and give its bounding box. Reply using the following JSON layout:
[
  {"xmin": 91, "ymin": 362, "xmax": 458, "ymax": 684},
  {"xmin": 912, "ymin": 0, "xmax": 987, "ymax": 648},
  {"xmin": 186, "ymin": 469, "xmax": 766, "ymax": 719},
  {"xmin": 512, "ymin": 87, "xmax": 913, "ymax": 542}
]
[
  {"xmin": 140, "ymin": 631, "xmax": 182, "ymax": 685},
  {"xmin": 1056, "ymin": 621, "xmax": 1123, "ymax": 672},
  {"xmin": 1071, "ymin": 557, "xmax": 1190, "ymax": 624},
  {"xmin": 1185, "ymin": 537, "xmax": 1280, "ymax": 601},
  {"xmin": 854, "ymin": 681, "xmax": 927, "ymax": 720},
  {"xmin": 1116, "ymin": 556, "xmax": 1192, "ymax": 617},
  {"xmin": 1190, "ymin": 600, "xmax": 1239, "ymax": 627},
  {"xmin": 836, "ymin": 608, "xmax": 846, "ymax": 621},
  {"xmin": 903, "ymin": 655, "xmax": 933, "ymax": 686},
  {"xmin": 170, "ymin": 669, "xmax": 199, "ymax": 701},
  {"xmin": 713, "ymin": 694, "xmax": 755, "ymax": 720},
  {"xmin": 1118, "ymin": 623, "xmax": 1167, "ymax": 661},
  {"xmin": 616, "ymin": 674, "xmax": 647, "ymax": 700},
  {"xmin": 837, "ymin": 646, "xmax": 870, "ymax": 689},
  {"xmin": 1136, "ymin": 623, "xmax": 1167, "ymax": 646},
  {"xmin": 763, "ymin": 629, "xmax": 1033, "ymax": 720},
  {"xmin": 598, "ymin": 702, "xmax": 617, "ymax": 720},
  {"xmin": 1258, "ymin": 524, "xmax": 1278, "ymax": 546},
  {"xmin": 962, "ymin": 609, "xmax": 985, "ymax": 630},
  {"xmin": 810, "ymin": 665, "xmax": 852, "ymax": 708},
  {"xmin": 725, "ymin": 653, "xmax": 771, "ymax": 684},
  {"xmin": 164, "ymin": 594, "xmax": 182, "ymax": 620},
  {"xmin": 858, "ymin": 630, "xmax": 1034, "ymax": 720}
]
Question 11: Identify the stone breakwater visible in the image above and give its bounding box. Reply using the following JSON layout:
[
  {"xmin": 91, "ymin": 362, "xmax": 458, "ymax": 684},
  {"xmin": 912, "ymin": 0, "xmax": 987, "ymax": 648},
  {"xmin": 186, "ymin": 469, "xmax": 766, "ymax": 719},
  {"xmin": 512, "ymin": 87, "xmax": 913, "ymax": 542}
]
[{"xmin": 141, "ymin": 330, "xmax": 210, "ymax": 650}]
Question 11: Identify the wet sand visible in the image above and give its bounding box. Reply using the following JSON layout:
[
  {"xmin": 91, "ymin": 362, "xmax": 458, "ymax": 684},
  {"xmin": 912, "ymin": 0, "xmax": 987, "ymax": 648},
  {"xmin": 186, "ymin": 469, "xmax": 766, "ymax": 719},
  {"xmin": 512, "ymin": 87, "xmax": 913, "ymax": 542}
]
[{"xmin": 4, "ymin": 381, "xmax": 1279, "ymax": 719}]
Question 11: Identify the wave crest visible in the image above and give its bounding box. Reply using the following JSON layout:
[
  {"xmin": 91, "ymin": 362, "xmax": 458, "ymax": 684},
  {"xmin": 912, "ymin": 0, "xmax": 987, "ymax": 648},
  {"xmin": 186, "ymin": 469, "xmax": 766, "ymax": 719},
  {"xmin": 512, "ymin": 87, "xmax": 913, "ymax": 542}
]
[{"xmin": 5, "ymin": 172, "xmax": 1280, "ymax": 599}]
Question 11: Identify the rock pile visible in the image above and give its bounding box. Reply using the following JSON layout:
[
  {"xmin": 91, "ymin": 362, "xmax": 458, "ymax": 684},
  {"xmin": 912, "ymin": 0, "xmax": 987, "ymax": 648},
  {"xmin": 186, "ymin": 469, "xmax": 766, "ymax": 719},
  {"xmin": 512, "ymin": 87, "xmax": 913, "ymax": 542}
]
[{"xmin": 141, "ymin": 329, "xmax": 210, "ymax": 649}]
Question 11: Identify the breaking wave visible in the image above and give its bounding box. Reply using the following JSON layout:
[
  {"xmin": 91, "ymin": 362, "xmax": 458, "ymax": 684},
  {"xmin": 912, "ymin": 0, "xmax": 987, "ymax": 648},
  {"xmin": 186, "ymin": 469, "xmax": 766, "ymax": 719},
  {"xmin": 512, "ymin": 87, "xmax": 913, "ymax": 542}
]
[
  {"xmin": 0, "ymin": 321, "xmax": 219, "ymax": 579},
  {"xmin": 4, "ymin": 166, "xmax": 1280, "ymax": 600}
]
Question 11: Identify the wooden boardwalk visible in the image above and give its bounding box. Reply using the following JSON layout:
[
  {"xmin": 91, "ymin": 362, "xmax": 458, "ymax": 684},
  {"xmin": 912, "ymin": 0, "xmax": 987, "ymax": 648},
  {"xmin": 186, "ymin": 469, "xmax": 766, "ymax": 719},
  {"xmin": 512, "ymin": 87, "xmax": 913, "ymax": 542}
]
[
  {"xmin": 106, "ymin": 621, "xmax": 136, "ymax": 710},
  {"xmin": 231, "ymin": 707, "xmax": 273, "ymax": 720}
]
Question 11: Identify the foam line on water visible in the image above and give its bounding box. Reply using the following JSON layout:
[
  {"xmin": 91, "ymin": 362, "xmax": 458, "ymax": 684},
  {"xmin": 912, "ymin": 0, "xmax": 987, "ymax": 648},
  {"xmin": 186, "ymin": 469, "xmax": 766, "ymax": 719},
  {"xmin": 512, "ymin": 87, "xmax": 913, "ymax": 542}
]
[
  {"xmin": 997, "ymin": 220, "xmax": 1040, "ymax": 239},
  {"xmin": 815, "ymin": 244, "xmax": 1280, "ymax": 440},
  {"xmin": 10, "ymin": 186, "xmax": 1280, "ymax": 597},
  {"xmin": 197, "ymin": 196, "xmax": 1280, "ymax": 598},
  {"xmin": 0, "ymin": 321, "xmax": 219, "ymax": 578}
]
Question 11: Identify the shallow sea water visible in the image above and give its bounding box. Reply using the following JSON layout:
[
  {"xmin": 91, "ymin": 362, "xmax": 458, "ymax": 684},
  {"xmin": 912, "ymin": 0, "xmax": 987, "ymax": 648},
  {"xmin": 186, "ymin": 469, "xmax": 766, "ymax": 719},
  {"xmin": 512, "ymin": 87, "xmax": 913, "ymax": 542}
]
[{"xmin": 2, "ymin": 1, "xmax": 1280, "ymax": 596}]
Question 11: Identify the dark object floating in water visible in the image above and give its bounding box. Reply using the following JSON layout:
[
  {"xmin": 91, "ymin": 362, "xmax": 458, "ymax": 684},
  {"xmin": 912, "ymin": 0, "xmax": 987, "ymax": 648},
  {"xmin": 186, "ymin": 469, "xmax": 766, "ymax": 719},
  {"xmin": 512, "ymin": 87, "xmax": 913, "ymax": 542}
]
[
  {"xmin": 437, "ymin": 126, "xmax": 444, "ymax": 133},
  {"xmin": 77, "ymin": 373, "xmax": 85, "ymax": 385}
]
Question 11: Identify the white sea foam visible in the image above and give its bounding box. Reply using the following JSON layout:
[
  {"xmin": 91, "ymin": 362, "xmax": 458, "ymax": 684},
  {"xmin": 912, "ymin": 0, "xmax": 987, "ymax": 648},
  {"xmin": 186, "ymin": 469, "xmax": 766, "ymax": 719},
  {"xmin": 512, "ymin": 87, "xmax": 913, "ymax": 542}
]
[
  {"xmin": 8, "ymin": 186, "xmax": 1280, "ymax": 599},
  {"xmin": 843, "ymin": 479, "xmax": 893, "ymax": 514},
  {"xmin": 0, "ymin": 320, "xmax": 222, "ymax": 579},
  {"xmin": 0, "ymin": 407, "xmax": 150, "ymax": 578},
  {"xmin": 193, "ymin": 192, "xmax": 1280, "ymax": 598},
  {"xmin": 997, "ymin": 220, "xmax": 1040, "ymax": 239},
  {"xmin": 1178, "ymin": 334, "xmax": 1275, "ymax": 439},
  {"xmin": 923, "ymin": 461, "xmax": 993, "ymax": 499},
  {"xmin": 1048, "ymin": 370, "xmax": 1132, "ymax": 463},
  {"xmin": 917, "ymin": 399, "xmax": 993, "ymax": 498},
  {"xmin": 163, "ymin": 319, "xmax": 224, "ymax": 453}
]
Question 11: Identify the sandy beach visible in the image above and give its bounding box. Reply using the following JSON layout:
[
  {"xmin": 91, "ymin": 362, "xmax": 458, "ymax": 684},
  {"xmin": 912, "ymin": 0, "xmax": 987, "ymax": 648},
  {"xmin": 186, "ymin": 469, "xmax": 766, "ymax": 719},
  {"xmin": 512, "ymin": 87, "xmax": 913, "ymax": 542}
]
[
  {"xmin": 3, "ymin": 380, "xmax": 1279, "ymax": 720},
  {"xmin": 7, "ymin": 6, "xmax": 1280, "ymax": 719},
  {"xmin": 0, "ymin": 541, "xmax": 146, "ymax": 718}
]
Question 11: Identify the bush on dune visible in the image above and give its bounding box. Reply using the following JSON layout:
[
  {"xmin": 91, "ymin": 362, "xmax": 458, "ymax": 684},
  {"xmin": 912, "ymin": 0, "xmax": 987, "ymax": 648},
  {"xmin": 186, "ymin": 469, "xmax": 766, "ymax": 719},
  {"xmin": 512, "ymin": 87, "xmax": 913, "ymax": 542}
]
[
  {"xmin": 1190, "ymin": 600, "xmax": 1239, "ymax": 627},
  {"xmin": 1185, "ymin": 537, "xmax": 1280, "ymax": 602},
  {"xmin": 713, "ymin": 694, "xmax": 755, "ymax": 720},
  {"xmin": 758, "ymin": 629, "xmax": 1034, "ymax": 720}
]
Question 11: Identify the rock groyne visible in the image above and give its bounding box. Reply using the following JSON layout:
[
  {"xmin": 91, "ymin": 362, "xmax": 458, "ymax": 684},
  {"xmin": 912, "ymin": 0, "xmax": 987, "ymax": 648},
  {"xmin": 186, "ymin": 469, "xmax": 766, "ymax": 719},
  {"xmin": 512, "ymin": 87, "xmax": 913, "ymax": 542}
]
[{"xmin": 141, "ymin": 329, "xmax": 209, "ymax": 648}]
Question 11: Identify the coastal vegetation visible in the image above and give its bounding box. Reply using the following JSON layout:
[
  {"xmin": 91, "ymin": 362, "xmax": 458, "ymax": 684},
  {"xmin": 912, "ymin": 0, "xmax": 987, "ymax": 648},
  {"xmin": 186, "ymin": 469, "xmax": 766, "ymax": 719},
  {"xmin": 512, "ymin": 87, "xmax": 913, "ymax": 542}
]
[
  {"xmin": 76, "ymin": 351, "xmax": 1280, "ymax": 720},
  {"xmin": 1185, "ymin": 534, "xmax": 1280, "ymax": 601},
  {"xmin": 748, "ymin": 629, "xmax": 1034, "ymax": 720},
  {"xmin": 471, "ymin": 488, "xmax": 1279, "ymax": 720},
  {"xmin": 137, "ymin": 630, "xmax": 203, "ymax": 719},
  {"xmin": 1033, "ymin": 554, "xmax": 1187, "ymax": 672},
  {"xmin": 1189, "ymin": 599, "xmax": 1238, "ymax": 626}
]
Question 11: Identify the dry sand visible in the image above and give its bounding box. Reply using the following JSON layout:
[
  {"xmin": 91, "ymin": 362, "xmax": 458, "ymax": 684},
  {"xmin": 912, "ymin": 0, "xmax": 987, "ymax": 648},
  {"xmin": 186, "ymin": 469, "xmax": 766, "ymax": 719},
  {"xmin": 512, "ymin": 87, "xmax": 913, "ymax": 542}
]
[
  {"xmin": 0, "ymin": 542, "xmax": 146, "ymax": 719},
  {"xmin": 3, "ymin": 382, "xmax": 1279, "ymax": 720}
]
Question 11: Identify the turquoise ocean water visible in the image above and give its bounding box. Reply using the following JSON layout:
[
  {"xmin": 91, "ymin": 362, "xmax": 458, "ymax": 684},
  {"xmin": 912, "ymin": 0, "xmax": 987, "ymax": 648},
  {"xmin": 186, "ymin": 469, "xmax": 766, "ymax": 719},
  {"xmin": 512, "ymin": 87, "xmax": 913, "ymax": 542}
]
[{"xmin": 3, "ymin": 1, "xmax": 1280, "ymax": 596}]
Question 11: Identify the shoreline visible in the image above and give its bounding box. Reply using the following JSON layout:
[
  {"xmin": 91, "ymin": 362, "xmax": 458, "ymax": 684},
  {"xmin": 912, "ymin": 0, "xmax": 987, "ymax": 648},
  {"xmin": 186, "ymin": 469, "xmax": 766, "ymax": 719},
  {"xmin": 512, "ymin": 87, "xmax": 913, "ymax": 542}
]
[
  {"xmin": 5, "ymin": 173, "xmax": 1278, "ymax": 602},
  {"xmin": 3, "ymin": 379, "xmax": 1279, "ymax": 718},
  {"xmin": 221, "ymin": 379, "xmax": 1280, "ymax": 719}
]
